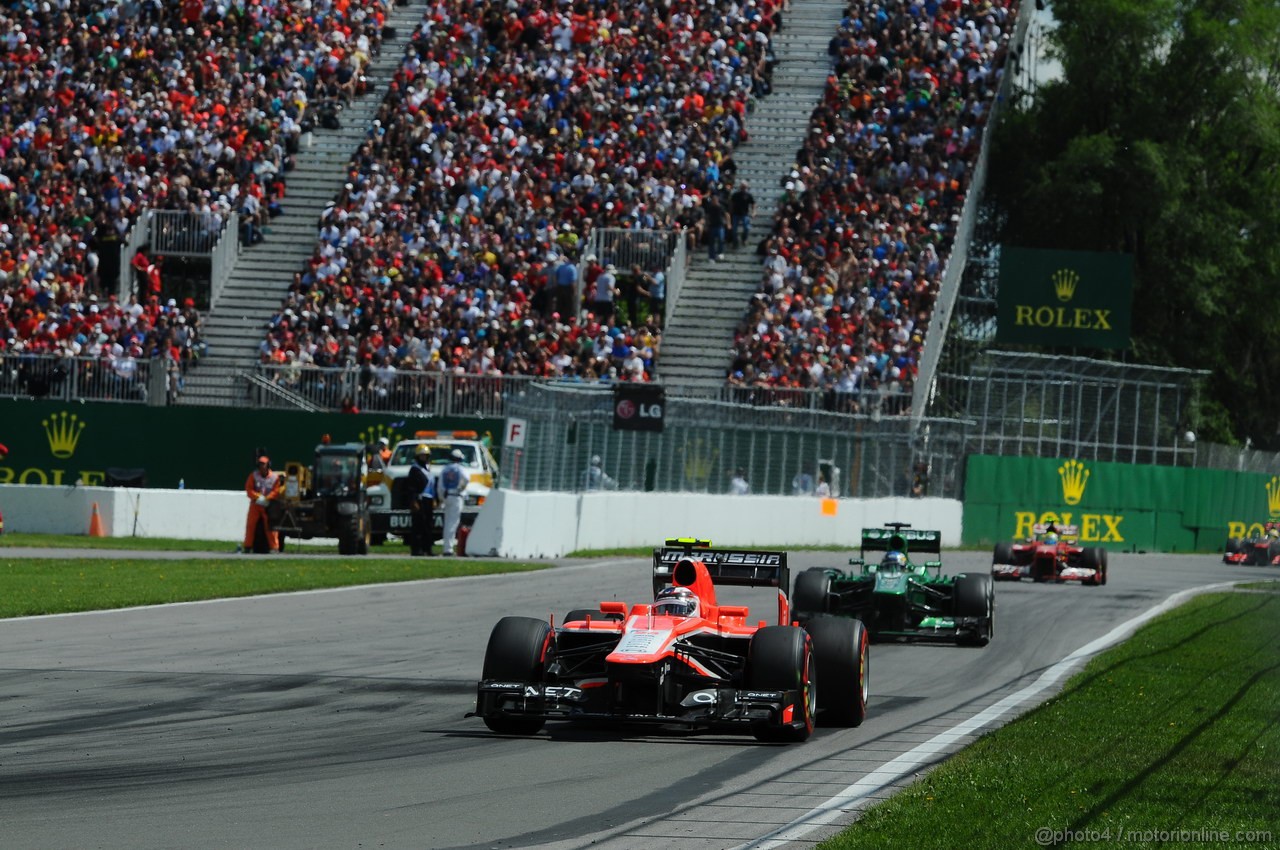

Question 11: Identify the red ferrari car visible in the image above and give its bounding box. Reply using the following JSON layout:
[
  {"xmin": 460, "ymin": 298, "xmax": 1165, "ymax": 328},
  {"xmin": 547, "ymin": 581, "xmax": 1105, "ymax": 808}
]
[
  {"xmin": 991, "ymin": 523, "xmax": 1108, "ymax": 585},
  {"xmin": 469, "ymin": 539, "xmax": 870, "ymax": 743},
  {"xmin": 1223, "ymin": 523, "xmax": 1280, "ymax": 565}
]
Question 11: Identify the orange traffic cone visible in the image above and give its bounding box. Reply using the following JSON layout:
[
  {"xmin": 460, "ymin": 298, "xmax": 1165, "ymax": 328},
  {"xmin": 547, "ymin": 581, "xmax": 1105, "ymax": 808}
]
[{"xmin": 88, "ymin": 502, "xmax": 106, "ymax": 538}]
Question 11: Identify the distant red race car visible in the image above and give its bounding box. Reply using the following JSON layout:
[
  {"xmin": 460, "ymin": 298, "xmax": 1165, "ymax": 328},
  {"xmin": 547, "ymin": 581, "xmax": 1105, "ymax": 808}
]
[
  {"xmin": 1223, "ymin": 523, "xmax": 1280, "ymax": 566},
  {"xmin": 991, "ymin": 523, "xmax": 1108, "ymax": 585},
  {"xmin": 468, "ymin": 539, "xmax": 870, "ymax": 743}
]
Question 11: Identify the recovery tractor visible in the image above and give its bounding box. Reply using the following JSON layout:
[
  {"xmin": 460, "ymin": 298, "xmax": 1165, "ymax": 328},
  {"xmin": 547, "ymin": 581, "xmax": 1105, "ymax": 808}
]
[{"xmin": 269, "ymin": 442, "xmax": 372, "ymax": 555}]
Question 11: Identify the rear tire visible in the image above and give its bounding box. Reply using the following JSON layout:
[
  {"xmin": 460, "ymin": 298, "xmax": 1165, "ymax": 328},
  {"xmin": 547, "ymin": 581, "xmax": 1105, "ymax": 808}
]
[
  {"xmin": 481, "ymin": 617, "xmax": 552, "ymax": 735},
  {"xmin": 954, "ymin": 573, "xmax": 994, "ymax": 647},
  {"xmin": 1081, "ymin": 547, "xmax": 1105, "ymax": 585},
  {"xmin": 803, "ymin": 616, "xmax": 868, "ymax": 727},
  {"xmin": 793, "ymin": 568, "xmax": 833, "ymax": 618},
  {"xmin": 746, "ymin": 626, "xmax": 815, "ymax": 743}
]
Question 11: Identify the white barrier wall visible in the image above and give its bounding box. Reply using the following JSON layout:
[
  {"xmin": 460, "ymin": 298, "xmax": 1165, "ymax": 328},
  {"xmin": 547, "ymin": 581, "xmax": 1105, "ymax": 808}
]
[
  {"xmin": 0, "ymin": 484, "xmax": 963, "ymax": 556},
  {"xmin": 467, "ymin": 490, "xmax": 963, "ymax": 558},
  {"xmin": 0, "ymin": 485, "xmax": 248, "ymax": 541}
]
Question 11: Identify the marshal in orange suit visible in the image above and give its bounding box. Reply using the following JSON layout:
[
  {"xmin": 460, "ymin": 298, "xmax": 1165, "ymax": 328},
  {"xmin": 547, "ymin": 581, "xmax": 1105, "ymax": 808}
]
[{"xmin": 244, "ymin": 455, "xmax": 284, "ymax": 553}]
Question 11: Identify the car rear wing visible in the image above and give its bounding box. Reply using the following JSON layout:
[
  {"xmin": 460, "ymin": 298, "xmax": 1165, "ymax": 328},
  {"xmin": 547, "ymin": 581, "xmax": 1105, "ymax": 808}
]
[
  {"xmin": 861, "ymin": 526, "xmax": 942, "ymax": 555},
  {"xmin": 1032, "ymin": 523, "xmax": 1079, "ymax": 539},
  {"xmin": 652, "ymin": 540, "xmax": 789, "ymax": 597}
]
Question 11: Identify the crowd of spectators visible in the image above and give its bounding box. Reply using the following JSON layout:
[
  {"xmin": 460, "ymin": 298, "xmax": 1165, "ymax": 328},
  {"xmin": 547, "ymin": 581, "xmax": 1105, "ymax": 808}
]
[
  {"xmin": 0, "ymin": 0, "xmax": 388, "ymax": 394},
  {"xmin": 261, "ymin": 0, "xmax": 783, "ymax": 401},
  {"xmin": 728, "ymin": 0, "xmax": 1015, "ymax": 415},
  {"xmin": 1, "ymin": 0, "xmax": 1013, "ymax": 418}
]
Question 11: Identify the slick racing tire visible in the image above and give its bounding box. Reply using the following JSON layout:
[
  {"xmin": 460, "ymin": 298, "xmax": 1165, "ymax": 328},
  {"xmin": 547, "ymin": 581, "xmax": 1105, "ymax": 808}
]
[
  {"xmin": 803, "ymin": 615, "xmax": 869, "ymax": 727},
  {"xmin": 1082, "ymin": 548, "xmax": 1106, "ymax": 586},
  {"xmin": 481, "ymin": 617, "xmax": 552, "ymax": 735},
  {"xmin": 992, "ymin": 542, "xmax": 1015, "ymax": 565},
  {"xmin": 792, "ymin": 568, "xmax": 833, "ymax": 619},
  {"xmin": 954, "ymin": 573, "xmax": 994, "ymax": 647},
  {"xmin": 1224, "ymin": 537, "xmax": 1243, "ymax": 555},
  {"xmin": 746, "ymin": 626, "xmax": 816, "ymax": 743}
]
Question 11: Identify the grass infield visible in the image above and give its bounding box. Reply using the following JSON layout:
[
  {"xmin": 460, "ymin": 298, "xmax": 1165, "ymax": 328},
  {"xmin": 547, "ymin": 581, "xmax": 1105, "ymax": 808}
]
[
  {"xmin": 0, "ymin": 552, "xmax": 550, "ymax": 618},
  {"xmin": 819, "ymin": 591, "xmax": 1280, "ymax": 849},
  {"xmin": 0, "ymin": 535, "xmax": 399, "ymax": 555}
]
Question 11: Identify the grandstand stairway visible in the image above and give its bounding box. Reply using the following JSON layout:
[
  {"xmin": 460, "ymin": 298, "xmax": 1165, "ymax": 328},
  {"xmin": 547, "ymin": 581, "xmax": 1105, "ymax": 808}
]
[
  {"xmin": 180, "ymin": 3, "xmax": 426, "ymax": 407},
  {"xmin": 656, "ymin": 0, "xmax": 843, "ymax": 395}
]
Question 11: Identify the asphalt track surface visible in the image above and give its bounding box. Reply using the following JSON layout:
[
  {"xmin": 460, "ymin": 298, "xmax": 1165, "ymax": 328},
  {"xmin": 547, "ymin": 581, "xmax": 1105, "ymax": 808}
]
[{"xmin": 0, "ymin": 550, "xmax": 1256, "ymax": 849}]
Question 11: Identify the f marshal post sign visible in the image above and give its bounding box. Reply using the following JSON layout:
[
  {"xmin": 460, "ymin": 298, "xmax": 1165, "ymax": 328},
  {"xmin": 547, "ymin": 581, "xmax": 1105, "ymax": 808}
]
[{"xmin": 996, "ymin": 247, "xmax": 1133, "ymax": 350}]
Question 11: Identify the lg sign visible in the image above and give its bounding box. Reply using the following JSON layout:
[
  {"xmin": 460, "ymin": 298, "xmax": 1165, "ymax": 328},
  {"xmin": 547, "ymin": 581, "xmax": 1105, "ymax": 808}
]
[
  {"xmin": 615, "ymin": 399, "xmax": 662, "ymax": 420},
  {"xmin": 613, "ymin": 386, "xmax": 665, "ymax": 432}
]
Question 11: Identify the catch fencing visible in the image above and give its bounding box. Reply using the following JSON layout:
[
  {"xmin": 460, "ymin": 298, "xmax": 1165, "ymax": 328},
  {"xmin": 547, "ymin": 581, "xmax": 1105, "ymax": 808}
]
[
  {"xmin": 500, "ymin": 383, "xmax": 970, "ymax": 499},
  {"xmin": 935, "ymin": 350, "xmax": 1205, "ymax": 467}
]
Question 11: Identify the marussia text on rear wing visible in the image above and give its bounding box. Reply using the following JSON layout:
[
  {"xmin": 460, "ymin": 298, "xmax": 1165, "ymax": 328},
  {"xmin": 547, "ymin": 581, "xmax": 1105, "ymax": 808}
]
[{"xmin": 652, "ymin": 546, "xmax": 790, "ymax": 596}]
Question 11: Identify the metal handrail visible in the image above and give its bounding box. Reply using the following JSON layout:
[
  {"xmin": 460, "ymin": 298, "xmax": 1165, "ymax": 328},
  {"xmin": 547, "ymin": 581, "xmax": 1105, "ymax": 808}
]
[{"xmin": 243, "ymin": 370, "xmax": 323, "ymax": 412}]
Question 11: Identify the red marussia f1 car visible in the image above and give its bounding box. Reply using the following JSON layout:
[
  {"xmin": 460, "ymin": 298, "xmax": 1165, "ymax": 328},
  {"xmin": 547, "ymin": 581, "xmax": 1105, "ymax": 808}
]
[
  {"xmin": 991, "ymin": 523, "xmax": 1108, "ymax": 585},
  {"xmin": 468, "ymin": 539, "xmax": 870, "ymax": 743},
  {"xmin": 1223, "ymin": 523, "xmax": 1280, "ymax": 565}
]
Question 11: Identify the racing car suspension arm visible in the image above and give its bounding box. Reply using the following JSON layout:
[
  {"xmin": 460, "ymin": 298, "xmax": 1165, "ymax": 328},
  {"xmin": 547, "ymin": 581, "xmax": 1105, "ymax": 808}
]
[{"xmin": 673, "ymin": 642, "xmax": 745, "ymax": 682}]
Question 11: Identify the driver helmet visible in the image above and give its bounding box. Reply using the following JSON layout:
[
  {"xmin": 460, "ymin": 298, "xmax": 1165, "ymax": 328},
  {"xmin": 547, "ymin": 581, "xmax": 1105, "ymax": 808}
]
[
  {"xmin": 1269, "ymin": 527, "xmax": 1279, "ymax": 539},
  {"xmin": 654, "ymin": 586, "xmax": 699, "ymax": 618},
  {"xmin": 881, "ymin": 551, "xmax": 907, "ymax": 570},
  {"xmin": 1044, "ymin": 532, "xmax": 1058, "ymax": 545}
]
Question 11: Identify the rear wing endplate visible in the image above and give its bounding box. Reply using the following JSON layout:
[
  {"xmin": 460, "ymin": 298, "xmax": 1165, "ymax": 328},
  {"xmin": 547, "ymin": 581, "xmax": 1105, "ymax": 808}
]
[
  {"xmin": 861, "ymin": 526, "xmax": 942, "ymax": 555},
  {"xmin": 652, "ymin": 544, "xmax": 789, "ymax": 597}
]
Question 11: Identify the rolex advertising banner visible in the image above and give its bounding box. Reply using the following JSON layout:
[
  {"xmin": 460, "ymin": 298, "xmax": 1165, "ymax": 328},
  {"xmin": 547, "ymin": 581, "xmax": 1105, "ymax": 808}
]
[
  {"xmin": 963, "ymin": 454, "xmax": 1280, "ymax": 553},
  {"xmin": 0, "ymin": 399, "xmax": 499, "ymax": 491},
  {"xmin": 996, "ymin": 247, "xmax": 1133, "ymax": 349}
]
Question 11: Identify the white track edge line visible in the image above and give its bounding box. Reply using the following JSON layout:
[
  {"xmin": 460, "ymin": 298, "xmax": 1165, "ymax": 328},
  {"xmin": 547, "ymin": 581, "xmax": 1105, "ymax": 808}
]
[{"xmin": 737, "ymin": 579, "xmax": 1242, "ymax": 850}]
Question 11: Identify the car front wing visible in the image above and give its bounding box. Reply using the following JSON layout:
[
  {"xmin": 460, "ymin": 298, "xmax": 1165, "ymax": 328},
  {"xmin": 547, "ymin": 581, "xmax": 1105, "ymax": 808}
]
[{"xmin": 467, "ymin": 679, "xmax": 801, "ymax": 731}]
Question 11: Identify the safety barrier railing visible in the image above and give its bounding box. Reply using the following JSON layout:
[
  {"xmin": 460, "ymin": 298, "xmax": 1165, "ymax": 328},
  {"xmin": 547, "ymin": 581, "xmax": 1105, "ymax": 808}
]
[{"xmin": 0, "ymin": 352, "xmax": 152, "ymax": 404}]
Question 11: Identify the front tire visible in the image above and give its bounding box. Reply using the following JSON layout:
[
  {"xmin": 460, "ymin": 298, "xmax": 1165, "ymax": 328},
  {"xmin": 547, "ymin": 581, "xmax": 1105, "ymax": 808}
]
[
  {"xmin": 803, "ymin": 615, "xmax": 869, "ymax": 727},
  {"xmin": 746, "ymin": 626, "xmax": 816, "ymax": 743},
  {"xmin": 954, "ymin": 573, "xmax": 994, "ymax": 646},
  {"xmin": 481, "ymin": 617, "xmax": 551, "ymax": 735},
  {"xmin": 993, "ymin": 541, "xmax": 1015, "ymax": 564}
]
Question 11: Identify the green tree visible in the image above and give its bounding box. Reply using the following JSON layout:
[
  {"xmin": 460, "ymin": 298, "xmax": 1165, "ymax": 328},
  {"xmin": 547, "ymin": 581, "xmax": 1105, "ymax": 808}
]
[{"xmin": 986, "ymin": 0, "xmax": 1280, "ymax": 448}]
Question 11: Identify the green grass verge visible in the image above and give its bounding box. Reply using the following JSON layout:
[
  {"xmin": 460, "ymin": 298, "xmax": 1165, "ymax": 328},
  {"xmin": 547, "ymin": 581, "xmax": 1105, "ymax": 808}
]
[
  {"xmin": 0, "ymin": 556, "xmax": 549, "ymax": 618},
  {"xmin": 0, "ymin": 531, "xmax": 344, "ymax": 554},
  {"xmin": 1236, "ymin": 579, "xmax": 1280, "ymax": 591},
  {"xmin": 820, "ymin": 592, "xmax": 1280, "ymax": 850}
]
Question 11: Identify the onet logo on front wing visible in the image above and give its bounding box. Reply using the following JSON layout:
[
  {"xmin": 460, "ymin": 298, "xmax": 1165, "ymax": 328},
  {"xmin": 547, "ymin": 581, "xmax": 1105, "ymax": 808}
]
[{"xmin": 479, "ymin": 683, "xmax": 585, "ymax": 700}]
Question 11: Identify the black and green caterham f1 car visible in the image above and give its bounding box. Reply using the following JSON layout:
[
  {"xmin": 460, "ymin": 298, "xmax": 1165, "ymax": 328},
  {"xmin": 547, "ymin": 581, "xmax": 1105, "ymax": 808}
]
[{"xmin": 792, "ymin": 523, "xmax": 994, "ymax": 646}]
